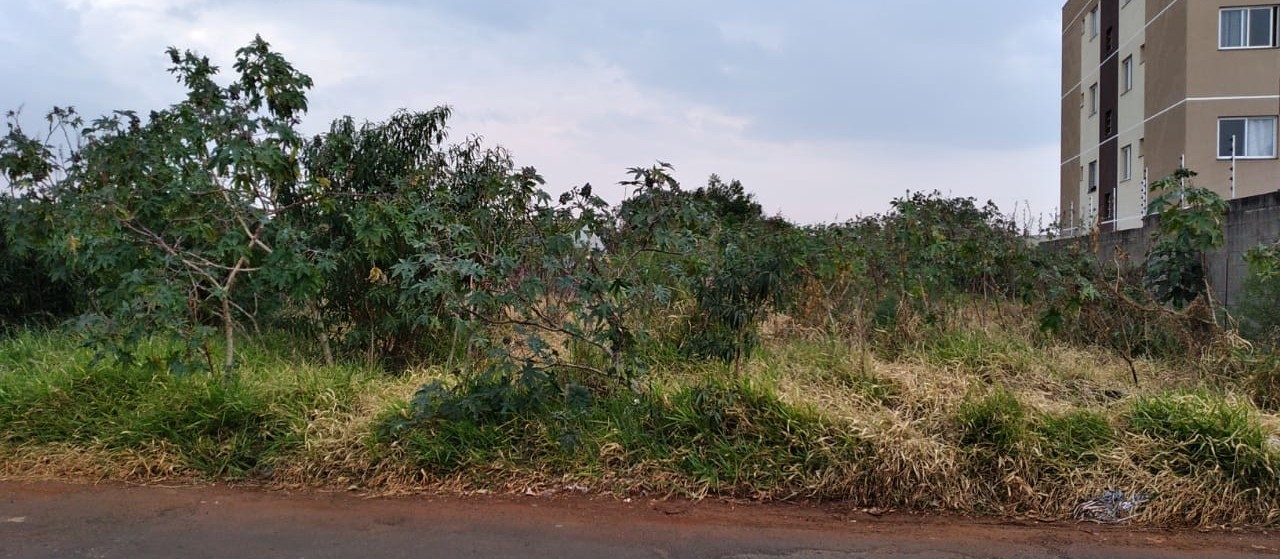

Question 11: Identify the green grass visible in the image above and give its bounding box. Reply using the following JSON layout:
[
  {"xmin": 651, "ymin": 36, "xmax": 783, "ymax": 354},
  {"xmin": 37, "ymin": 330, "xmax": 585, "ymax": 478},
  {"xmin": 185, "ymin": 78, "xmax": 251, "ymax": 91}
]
[
  {"xmin": 0, "ymin": 330, "xmax": 371, "ymax": 477},
  {"xmin": 1128, "ymin": 392, "xmax": 1278, "ymax": 488},
  {"xmin": 755, "ymin": 338, "xmax": 900, "ymax": 406},
  {"xmin": 380, "ymin": 375, "xmax": 868, "ymax": 496},
  {"xmin": 1035, "ymin": 409, "xmax": 1115, "ymax": 465},
  {"xmin": 6, "ymin": 327, "xmax": 1280, "ymax": 526},
  {"xmin": 954, "ymin": 385, "xmax": 1026, "ymax": 457},
  {"xmin": 924, "ymin": 330, "xmax": 1034, "ymax": 378}
]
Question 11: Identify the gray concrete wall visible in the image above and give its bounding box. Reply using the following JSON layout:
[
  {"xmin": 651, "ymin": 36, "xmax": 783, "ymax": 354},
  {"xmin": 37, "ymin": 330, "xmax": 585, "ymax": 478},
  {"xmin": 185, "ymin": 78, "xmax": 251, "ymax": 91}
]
[{"xmin": 1044, "ymin": 191, "xmax": 1280, "ymax": 306}]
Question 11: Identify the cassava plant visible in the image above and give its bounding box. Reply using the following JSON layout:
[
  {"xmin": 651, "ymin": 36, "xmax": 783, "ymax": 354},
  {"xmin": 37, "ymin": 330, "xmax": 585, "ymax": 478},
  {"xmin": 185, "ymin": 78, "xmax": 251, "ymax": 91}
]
[
  {"xmin": 2, "ymin": 37, "xmax": 318, "ymax": 374},
  {"xmin": 1145, "ymin": 167, "xmax": 1228, "ymax": 309}
]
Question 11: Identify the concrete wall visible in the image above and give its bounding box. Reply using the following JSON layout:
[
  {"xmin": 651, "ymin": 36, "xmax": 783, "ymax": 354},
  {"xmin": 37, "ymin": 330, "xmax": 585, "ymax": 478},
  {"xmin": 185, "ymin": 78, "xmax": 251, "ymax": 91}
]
[{"xmin": 1045, "ymin": 190, "xmax": 1280, "ymax": 306}]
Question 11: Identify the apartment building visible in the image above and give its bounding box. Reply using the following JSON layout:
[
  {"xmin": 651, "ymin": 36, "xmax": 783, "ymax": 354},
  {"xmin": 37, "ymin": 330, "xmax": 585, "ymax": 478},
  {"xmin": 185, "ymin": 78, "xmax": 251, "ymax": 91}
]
[{"xmin": 1062, "ymin": 0, "xmax": 1280, "ymax": 234}]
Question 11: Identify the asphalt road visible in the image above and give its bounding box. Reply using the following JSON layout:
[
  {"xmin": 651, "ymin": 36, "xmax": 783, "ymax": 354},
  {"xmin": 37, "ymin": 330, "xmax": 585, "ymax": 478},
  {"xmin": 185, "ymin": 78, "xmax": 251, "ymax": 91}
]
[{"xmin": 0, "ymin": 481, "xmax": 1276, "ymax": 558}]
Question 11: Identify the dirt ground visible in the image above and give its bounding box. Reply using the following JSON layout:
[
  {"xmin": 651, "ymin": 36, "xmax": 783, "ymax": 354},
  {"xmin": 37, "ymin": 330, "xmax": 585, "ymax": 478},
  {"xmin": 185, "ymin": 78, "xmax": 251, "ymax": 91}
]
[{"xmin": 0, "ymin": 480, "xmax": 1277, "ymax": 558}]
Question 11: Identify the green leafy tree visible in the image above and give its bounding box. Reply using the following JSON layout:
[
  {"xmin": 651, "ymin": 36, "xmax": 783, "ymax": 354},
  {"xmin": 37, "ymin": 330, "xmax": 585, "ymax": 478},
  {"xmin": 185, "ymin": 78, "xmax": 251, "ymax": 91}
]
[
  {"xmin": 1145, "ymin": 168, "xmax": 1228, "ymax": 308},
  {"xmin": 3, "ymin": 37, "xmax": 316, "ymax": 373},
  {"xmin": 0, "ymin": 108, "xmax": 82, "ymax": 329}
]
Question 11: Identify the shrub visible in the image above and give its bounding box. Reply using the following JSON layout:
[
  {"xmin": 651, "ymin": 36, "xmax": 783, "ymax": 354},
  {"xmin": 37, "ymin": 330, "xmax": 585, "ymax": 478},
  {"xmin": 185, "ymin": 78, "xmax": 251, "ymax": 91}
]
[
  {"xmin": 379, "ymin": 376, "xmax": 869, "ymax": 493},
  {"xmin": 0, "ymin": 198, "xmax": 74, "ymax": 331},
  {"xmin": 1144, "ymin": 169, "xmax": 1228, "ymax": 308},
  {"xmin": 1236, "ymin": 255, "xmax": 1280, "ymax": 345}
]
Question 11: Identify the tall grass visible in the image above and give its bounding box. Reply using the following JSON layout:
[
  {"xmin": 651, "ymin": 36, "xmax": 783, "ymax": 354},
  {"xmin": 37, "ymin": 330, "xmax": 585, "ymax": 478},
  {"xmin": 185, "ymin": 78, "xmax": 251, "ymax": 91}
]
[
  {"xmin": 4, "ymin": 322, "xmax": 1280, "ymax": 527},
  {"xmin": 0, "ymin": 330, "xmax": 373, "ymax": 477}
]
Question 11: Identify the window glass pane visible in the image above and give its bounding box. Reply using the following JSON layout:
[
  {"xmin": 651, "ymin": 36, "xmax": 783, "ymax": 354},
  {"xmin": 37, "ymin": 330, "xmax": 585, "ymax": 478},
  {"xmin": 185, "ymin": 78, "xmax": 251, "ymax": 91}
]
[
  {"xmin": 1249, "ymin": 8, "xmax": 1273, "ymax": 46},
  {"xmin": 1222, "ymin": 9, "xmax": 1245, "ymax": 47},
  {"xmin": 1246, "ymin": 117, "xmax": 1276, "ymax": 157},
  {"xmin": 1220, "ymin": 118, "xmax": 1246, "ymax": 157},
  {"xmin": 1122, "ymin": 146, "xmax": 1132, "ymax": 179}
]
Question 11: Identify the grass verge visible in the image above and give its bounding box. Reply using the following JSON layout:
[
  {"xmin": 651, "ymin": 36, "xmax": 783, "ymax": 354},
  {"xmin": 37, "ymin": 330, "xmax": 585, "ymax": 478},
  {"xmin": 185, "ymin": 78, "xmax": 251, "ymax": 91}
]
[{"xmin": 3, "ymin": 327, "xmax": 1280, "ymax": 527}]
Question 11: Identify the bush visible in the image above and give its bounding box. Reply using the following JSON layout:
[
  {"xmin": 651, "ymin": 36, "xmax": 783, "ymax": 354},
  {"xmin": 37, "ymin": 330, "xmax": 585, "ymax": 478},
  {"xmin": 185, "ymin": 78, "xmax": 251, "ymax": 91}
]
[
  {"xmin": 1144, "ymin": 169, "xmax": 1227, "ymax": 308},
  {"xmin": 379, "ymin": 376, "xmax": 868, "ymax": 493},
  {"xmin": 1235, "ymin": 264, "xmax": 1280, "ymax": 345},
  {"xmin": 0, "ymin": 198, "xmax": 74, "ymax": 331}
]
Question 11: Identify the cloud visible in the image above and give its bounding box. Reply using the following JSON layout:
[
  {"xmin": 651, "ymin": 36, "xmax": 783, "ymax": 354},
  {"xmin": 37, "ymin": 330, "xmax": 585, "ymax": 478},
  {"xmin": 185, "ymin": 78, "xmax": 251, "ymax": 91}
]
[{"xmin": 5, "ymin": 0, "xmax": 1063, "ymax": 224}]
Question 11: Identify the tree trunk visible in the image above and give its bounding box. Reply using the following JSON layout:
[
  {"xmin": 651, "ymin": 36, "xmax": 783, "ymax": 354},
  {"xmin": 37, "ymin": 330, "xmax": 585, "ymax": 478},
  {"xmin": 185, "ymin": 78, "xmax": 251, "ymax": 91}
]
[
  {"xmin": 319, "ymin": 330, "xmax": 335, "ymax": 367},
  {"xmin": 222, "ymin": 295, "xmax": 235, "ymax": 376}
]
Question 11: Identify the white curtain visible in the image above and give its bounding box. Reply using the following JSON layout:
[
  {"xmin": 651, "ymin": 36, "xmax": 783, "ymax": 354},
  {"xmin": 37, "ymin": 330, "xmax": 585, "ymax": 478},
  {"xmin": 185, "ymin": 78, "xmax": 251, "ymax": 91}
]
[
  {"xmin": 1246, "ymin": 118, "xmax": 1276, "ymax": 157},
  {"xmin": 1222, "ymin": 9, "xmax": 1245, "ymax": 47}
]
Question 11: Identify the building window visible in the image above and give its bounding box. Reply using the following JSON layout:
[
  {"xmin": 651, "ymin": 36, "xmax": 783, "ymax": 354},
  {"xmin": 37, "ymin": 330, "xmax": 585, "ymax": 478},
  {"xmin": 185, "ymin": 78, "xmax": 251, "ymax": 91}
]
[
  {"xmin": 1122, "ymin": 56, "xmax": 1134, "ymax": 93},
  {"xmin": 1220, "ymin": 7, "xmax": 1277, "ymax": 49},
  {"xmin": 1088, "ymin": 160, "xmax": 1098, "ymax": 192},
  {"xmin": 1089, "ymin": 7, "xmax": 1099, "ymax": 39},
  {"xmin": 1102, "ymin": 190, "xmax": 1115, "ymax": 221},
  {"xmin": 1219, "ymin": 116, "xmax": 1278, "ymax": 158},
  {"xmin": 1089, "ymin": 83, "xmax": 1098, "ymax": 116},
  {"xmin": 1104, "ymin": 110, "xmax": 1113, "ymax": 136},
  {"xmin": 1121, "ymin": 144, "xmax": 1133, "ymax": 181}
]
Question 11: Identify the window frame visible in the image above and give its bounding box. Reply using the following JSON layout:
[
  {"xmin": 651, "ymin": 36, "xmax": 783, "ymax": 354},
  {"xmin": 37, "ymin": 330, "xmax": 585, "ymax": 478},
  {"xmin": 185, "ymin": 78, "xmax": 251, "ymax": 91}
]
[
  {"xmin": 1122, "ymin": 55, "xmax": 1134, "ymax": 94},
  {"xmin": 1089, "ymin": 83, "xmax": 1098, "ymax": 116},
  {"xmin": 1219, "ymin": 6, "xmax": 1277, "ymax": 50},
  {"xmin": 1088, "ymin": 160, "xmax": 1098, "ymax": 192},
  {"xmin": 1218, "ymin": 116, "xmax": 1279, "ymax": 159},
  {"xmin": 1121, "ymin": 144, "xmax": 1133, "ymax": 181},
  {"xmin": 1089, "ymin": 7, "xmax": 1099, "ymax": 39}
]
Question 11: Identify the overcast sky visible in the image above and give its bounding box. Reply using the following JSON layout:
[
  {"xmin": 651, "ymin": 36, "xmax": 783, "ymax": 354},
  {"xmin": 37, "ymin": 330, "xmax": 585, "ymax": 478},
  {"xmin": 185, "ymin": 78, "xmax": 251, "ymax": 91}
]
[{"xmin": 1, "ymin": 0, "xmax": 1063, "ymax": 224}]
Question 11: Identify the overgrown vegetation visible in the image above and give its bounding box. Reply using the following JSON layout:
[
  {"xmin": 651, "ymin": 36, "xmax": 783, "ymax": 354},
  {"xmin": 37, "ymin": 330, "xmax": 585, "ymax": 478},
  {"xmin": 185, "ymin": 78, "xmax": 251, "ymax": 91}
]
[{"xmin": 3, "ymin": 38, "xmax": 1280, "ymax": 528}]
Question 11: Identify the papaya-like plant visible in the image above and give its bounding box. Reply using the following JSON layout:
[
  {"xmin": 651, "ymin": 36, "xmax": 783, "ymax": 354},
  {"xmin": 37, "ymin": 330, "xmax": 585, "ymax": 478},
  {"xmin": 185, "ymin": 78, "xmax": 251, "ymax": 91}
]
[
  {"xmin": 1145, "ymin": 168, "xmax": 1228, "ymax": 308},
  {"xmin": 2, "ymin": 37, "xmax": 317, "ymax": 373}
]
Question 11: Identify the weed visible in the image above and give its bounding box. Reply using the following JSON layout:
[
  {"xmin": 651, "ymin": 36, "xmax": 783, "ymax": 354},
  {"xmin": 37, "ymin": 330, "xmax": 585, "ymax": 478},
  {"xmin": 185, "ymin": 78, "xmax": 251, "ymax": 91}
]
[
  {"xmin": 954, "ymin": 386, "xmax": 1026, "ymax": 457},
  {"xmin": 0, "ymin": 330, "xmax": 370, "ymax": 477},
  {"xmin": 1241, "ymin": 352, "xmax": 1280, "ymax": 412},
  {"xmin": 924, "ymin": 330, "xmax": 1032, "ymax": 378},
  {"xmin": 1128, "ymin": 393, "xmax": 1277, "ymax": 487},
  {"xmin": 1035, "ymin": 410, "xmax": 1114, "ymax": 465}
]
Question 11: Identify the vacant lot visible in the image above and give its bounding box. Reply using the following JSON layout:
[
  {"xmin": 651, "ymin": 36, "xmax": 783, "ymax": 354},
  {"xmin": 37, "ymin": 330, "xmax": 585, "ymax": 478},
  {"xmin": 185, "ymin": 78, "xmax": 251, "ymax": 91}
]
[{"xmin": 4, "ymin": 38, "xmax": 1280, "ymax": 531}]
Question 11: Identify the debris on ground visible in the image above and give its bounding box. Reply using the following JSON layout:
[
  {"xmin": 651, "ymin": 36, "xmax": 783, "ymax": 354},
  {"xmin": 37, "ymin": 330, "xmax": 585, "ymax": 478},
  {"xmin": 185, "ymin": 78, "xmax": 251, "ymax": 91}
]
[{"xmin": 1073, "ymin": 490, "xmax": 1150, "ymax": 524}]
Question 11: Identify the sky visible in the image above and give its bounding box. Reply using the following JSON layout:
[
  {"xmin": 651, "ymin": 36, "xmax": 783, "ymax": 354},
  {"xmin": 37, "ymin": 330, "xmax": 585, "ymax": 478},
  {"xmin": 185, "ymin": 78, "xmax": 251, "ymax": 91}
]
[{"xmin": 0, "ymin": 0, "xmax": 1064, "ymax": 224}]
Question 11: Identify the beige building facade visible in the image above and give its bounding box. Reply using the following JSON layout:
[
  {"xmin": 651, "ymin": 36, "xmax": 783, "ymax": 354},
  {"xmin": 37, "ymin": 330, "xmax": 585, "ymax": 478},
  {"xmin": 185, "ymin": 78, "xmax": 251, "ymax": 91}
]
[{"xmin": 1062, "ymin": 0, "xmax": 1280, "ymax": 234}]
